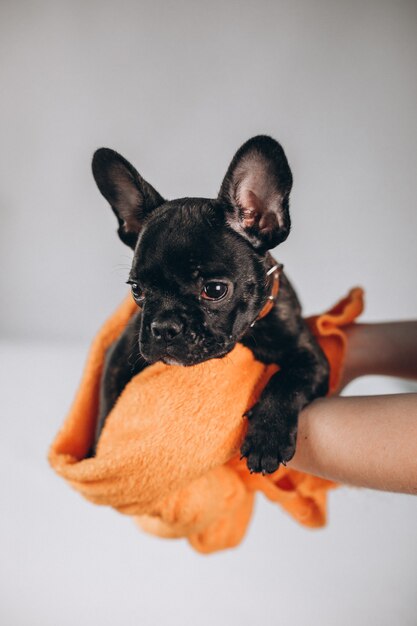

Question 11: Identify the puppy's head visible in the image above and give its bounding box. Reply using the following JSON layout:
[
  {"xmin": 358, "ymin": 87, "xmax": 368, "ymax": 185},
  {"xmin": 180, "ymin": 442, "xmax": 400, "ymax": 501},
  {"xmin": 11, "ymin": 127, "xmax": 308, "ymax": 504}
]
[{"xmin": 92, "ymin": 135, "xmax": 292, "ymax": 365}]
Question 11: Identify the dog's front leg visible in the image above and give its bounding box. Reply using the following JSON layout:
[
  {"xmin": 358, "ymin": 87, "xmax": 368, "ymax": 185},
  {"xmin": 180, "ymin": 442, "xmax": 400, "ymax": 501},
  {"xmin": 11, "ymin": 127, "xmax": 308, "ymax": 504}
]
[
  {"xmin": 91, "ymin": 309, "xmax": 147, "ymax": 455},
  {"xmin": 241, "ymin": 325, "xmax": 329, "ymax": 474}
]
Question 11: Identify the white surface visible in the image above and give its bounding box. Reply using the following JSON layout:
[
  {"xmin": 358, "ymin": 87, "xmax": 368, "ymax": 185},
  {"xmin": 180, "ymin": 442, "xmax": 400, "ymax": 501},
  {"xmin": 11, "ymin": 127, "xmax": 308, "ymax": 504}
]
[{"xmin": 1, "ymin": 341, "xmax": 416, "ymax": 626}]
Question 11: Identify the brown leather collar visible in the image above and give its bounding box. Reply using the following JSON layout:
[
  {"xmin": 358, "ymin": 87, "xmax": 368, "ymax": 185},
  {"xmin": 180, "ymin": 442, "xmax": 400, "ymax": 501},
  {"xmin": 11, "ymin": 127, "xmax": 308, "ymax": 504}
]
[{"xmin": 250, "ymin": 263, "xmax": 282, "ymax": 327}]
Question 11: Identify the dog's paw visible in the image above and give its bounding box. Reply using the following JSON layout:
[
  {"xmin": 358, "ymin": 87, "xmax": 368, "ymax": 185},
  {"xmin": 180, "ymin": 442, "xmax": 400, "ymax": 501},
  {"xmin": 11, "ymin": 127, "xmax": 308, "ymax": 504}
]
[{"xmin": 241, "ymin": 404, "xmax": 297, "ymax": 474}]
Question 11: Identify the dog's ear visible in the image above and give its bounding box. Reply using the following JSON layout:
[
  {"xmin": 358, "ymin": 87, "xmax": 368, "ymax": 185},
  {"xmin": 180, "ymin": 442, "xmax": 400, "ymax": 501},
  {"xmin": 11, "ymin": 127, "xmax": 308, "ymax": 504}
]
[
  {"xmin": 92, "ymin": 148, "xmax": 165, "ymax": 249},
  {"xmin": 218, "ymin": 135, "xmax": 293, "ymax": 251}
]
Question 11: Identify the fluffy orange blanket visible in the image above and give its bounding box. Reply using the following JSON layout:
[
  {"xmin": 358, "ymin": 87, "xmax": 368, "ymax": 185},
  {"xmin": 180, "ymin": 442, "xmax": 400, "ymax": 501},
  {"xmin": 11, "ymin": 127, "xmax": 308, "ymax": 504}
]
[{"xmin": 49, "ymin": 288, "xmax": 363, "ymax": 553}]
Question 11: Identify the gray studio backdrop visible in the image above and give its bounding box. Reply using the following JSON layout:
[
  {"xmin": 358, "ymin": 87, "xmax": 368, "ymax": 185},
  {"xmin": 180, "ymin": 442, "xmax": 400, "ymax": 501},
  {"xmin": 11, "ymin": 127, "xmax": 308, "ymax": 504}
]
[
  {"xmin": 1, "ymin": 1, "xmax": 416, "ymax": 626},
  {"xmin": 1, "ymin": 0, "xmax": 416, "ymax": 341}
]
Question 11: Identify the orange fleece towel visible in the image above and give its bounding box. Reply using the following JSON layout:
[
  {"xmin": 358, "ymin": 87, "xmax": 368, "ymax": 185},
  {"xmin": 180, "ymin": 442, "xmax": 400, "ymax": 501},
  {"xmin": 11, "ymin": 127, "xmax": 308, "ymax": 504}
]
[{"xmin": 49, "ymin": 287, "xmax": 364, "ymax": 553}]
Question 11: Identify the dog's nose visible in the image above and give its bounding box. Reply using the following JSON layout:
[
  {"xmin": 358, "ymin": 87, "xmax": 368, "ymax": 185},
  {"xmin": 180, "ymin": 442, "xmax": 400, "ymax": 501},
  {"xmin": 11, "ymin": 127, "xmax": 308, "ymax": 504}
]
[{"xmin": 150, "ymin": 318, "xmax": 183, "ymax": 342}]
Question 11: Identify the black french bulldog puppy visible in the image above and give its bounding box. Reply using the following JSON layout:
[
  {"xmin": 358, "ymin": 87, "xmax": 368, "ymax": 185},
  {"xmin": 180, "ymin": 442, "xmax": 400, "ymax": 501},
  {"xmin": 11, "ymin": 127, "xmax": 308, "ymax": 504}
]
[{"xmin": 91, "ymin": 135, "xmax": 329, "ymax": 473}]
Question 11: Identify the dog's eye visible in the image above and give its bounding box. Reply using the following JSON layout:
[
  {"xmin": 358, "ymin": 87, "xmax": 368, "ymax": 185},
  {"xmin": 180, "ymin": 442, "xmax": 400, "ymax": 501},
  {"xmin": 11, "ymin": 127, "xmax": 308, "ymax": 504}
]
[
  {"xmin": 130, "ymin": 282, "xmax": 145, "ymax": 303},
  {"xmin": 201, "ymin": 281, "xmax": 229, "ymax": 301}
]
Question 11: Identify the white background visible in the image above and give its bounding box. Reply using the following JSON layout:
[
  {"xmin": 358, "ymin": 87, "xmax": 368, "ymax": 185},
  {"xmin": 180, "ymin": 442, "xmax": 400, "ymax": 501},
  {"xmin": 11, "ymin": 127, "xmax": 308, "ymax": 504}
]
[{"xmin": 1, "ymin": 1, "xmax": 416, "ymax": 624}]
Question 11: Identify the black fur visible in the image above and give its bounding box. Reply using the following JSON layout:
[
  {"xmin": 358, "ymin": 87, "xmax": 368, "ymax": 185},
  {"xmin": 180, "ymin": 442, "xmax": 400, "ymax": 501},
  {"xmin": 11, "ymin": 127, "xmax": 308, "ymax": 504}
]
[{"xmin": 90, "ymin": 136, "xmax": 329, "ymax": 473}]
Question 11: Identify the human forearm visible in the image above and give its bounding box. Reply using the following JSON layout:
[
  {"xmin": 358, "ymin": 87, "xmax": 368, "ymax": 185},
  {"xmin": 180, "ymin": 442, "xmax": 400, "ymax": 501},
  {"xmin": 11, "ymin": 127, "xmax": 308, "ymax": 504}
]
[
  {"xmin": 289, "ymin": 394, "xmax": 417, "ymax": 494},
  {"xmin": 341, "ymin": 321, "xmax": 417, "ymax": 388}
]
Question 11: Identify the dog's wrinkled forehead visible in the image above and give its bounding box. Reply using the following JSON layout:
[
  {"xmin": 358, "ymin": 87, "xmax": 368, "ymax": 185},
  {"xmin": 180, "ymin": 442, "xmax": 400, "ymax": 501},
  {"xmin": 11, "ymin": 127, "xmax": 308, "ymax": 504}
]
[{"xmin": 133, "ymin": 199, "xmax": 247, "ymax": 287}]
